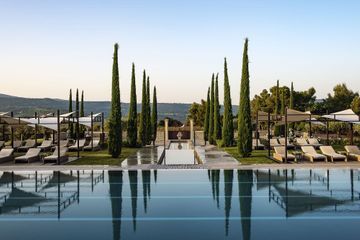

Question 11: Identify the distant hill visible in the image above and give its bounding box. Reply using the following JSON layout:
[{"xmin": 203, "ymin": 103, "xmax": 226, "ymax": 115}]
[
  {"xmin": 0, "ymin": 93, "xmax": 239, "ymax": 122},
  {"xmin": 0, "ymin": 93, "xmax": 191, "ymax": 122}
]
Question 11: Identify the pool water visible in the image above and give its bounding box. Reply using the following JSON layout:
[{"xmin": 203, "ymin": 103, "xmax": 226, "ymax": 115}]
[
  {"xmin": 0, "ymin": 169, "xmax": 360, "ymax": 240},
  {"xmin": 163, "ymin": 141, "xmax": 197, "ymax": 165}
]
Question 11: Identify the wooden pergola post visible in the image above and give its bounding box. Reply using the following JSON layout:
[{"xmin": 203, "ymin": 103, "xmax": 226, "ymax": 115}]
[
  {"xmin": 267, "ymin": 111, "xmax": 271, "ymax": 158},
  {"xmin": 57, "ymin": 110, "xmax": 61, "ymax": 165},
  {"xmin": 77, "ymin": 110, "xmax": 80, "ymax": 159},
  {"xmin": 101, "ymin": 112, "xmax": 104, "ymax": 145},
  {"xmin": 91, "ymin": 112, "xmax": 94, "ymax": 150},
  {"xmin": 284, "ymin": 107, "xmax": 288, "ymax": 163},
  {"xmin": 10, "ymin": 111, "xmax": 14, "ymax": 148},
  {"xmin": 255, "ymin": 111, "xmax": 259, "ymax": 149},
  {"xmin": 34, "ymin": 112, "xmax": 38, "ymax": 147},
  {"xmin": 350, "ymin": 123, "xmax": 354, "ymax": 145}
]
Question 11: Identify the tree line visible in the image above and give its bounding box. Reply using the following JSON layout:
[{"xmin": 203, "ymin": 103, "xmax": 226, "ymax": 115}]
[
  {"xmin": 203, "ymin": 38, "xmax": 252, "ymax": 157},
  {"xmin": 108, "ymin": 44, "xmax": 158, "ymax": 158}
]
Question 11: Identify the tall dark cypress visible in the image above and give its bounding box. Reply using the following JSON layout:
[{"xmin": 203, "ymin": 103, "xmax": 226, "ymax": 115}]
[
  {"xmin": 290, "ymin": 82, "xmax": 294, "ymax": 109},
  {"xmin": 139, "ymin": 70, "xmax": 147, "ymax": 146},
  {"xmin": 222, "ymin": 58, "xmax": 234, "ymax": 146},
  {"xmin": 75, "ymin": 88, "xmax": 80, "ymax": 140},
  {"xmin": 108, "ymin": 43, "xmax": 122, "ymax": 157},
  {"xmin": 151, "ymin": 86, "xmax": 158, "ymax": 145},
  {"xmin": 80, "ymin": 90, "xmax": 84, "ymax": 117},
  {"xmin": 213, "ymin": 73, "xmax": 221, "ymax": 141},
  {"xmin": 68, "ymin": 89, "xmax": 73, "ymax": 138},
  {"xmin": 237, "ymin": 38, "xmax": 252, "ymax": 157},
  {"xmin": 204, "ymin": 87, "xmax": 210, "ymax": 142},
  {"xmin": 127, "ymin": 63, "xmax": 137, "ymax": 147},
  {"xmin": 274, "ymin": 80, "xmax": 281, "ymax": 136},
  {"xmin": 146, "ymin": 76, "xmax": 151, "ymax": 144},
  {"xmin": 80, "ymin": 90, "xmax": 85, "ymax": 134},
  {"xmin": 209, "ymin": 74, "xmax": 215, "ymax": 144}
]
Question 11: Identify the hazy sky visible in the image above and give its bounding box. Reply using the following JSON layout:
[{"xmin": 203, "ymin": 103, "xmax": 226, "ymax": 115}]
[{"xmin": 1, "ymin": 0, "xmax": 359, "ymax": 103}]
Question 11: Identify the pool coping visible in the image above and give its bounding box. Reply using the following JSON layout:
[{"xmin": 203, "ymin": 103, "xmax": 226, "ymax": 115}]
[{"xmin": 1, "ymin": 162, "xmax": 360, "ymax": 171}]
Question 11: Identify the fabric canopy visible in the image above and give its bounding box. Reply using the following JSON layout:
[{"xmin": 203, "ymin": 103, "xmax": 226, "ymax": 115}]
[
  {"xmin": 305, "ymin": 111, "xmax": 325, "ymax": 126},
  {"xmin": 22, "ymin": 117, "xmax": 65, "ymax": 131},
  {"xmin": 322, "ymin": 109, "xmax": 360, "ymax": 123},
  {"xmin": 276, "ymin": 109, "xmax": 311, "ymax": 124},
  {"xmin": 78, "ymin": 113, "xmax": 102, "ymax": 127}
]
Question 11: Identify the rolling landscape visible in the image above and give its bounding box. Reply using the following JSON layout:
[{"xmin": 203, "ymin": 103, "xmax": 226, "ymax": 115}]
[{"xmin": 0, "ymin": 93, "xmax": 192, "ymax": 122}]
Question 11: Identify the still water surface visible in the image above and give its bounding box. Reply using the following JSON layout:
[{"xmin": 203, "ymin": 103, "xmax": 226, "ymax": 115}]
[{"xmin": 0, "ymin": 169, "xmax": 360, "ymax": 239}]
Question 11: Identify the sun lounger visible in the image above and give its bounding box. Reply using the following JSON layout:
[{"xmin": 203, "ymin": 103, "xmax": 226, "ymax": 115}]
[
  {"xmin": 84, "ymin": 139, "xmax": 101, "ymax": 151},
  {"xmin": 279, "ymin": 138, "xmax": 295, "ymax": 149},
  {"xmin": 7, "ymin": 140, "xmax": 23, "ymax": 151},
  {"xmin": 37, "ymin": 140, "xmax": 53, "ymax": 151},
  {"xmin": 18, "ymin": 139, "xmax": 36, "ymax": 152},
  {"xmin": 320, "ymin": 146, "xmax": 347, "ymax": 162},
  {"xmin": 68, "ymin": 139, "xmax": 86, "ymax": 151},
  {"xmin": 301, "ymin": 146, "xmax": 327, "ymax": 162},
  {"xmin": 295, "ymin": 138, "xmax": 312, "ymax": 147},
  {"xmin": 344, "ymin": 145, "xmax": 360, "ymax": 161},
  {"xmin": 44, "ymin": 147, "xmax": 68, "ymax": 163},
  {"xmin": 273, "ymin": 147, "xmax": 296, "ymax": 163},
  {"xmin": 252, "ymin": 139, "xmax": 265, "ymax": 150},
  {"xmin": 307, "ymin": 138, "xmax": 323, "ymax": 149},
  {"xmin": 0, "ymin": 148, "xmax": 14, "ymax": 163},
  {"xmin": 14, "ymin": 148, "xmax": 41, "ymax": 163},
  {"xmin": 270, "ymin": 139, "xmax": 282, "ymax": 148}
]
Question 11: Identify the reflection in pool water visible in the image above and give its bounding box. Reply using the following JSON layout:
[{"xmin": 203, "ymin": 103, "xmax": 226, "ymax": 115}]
[{"xmin": 0, "ymin": 169, "xmax": 360, "ymax": 239}]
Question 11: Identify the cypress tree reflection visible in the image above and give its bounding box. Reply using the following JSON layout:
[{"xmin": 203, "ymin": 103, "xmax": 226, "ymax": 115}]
[
  {"xmin": 108, "ymin": 171, "xmax": 123, "ymax": 240},
  {"xmin": 141, "ymin": 170, "xmax": 151, "ymax": 213},
  {"xmin": 238, "ymin": 170, "xmax": 253, "ymax": 240},
  {"xmin": 128, "ymin": 170, "xmax": 138, "ymax": 231},
  {"xmin": 209, "ymin": 170, "xmax": 220, "ymax": 208},
  {"xmin": 224, "ymin": 170, "xmax": 233, "ymax": 236},
  {"xmin": 153, "ymin": 170, "xmax": 157, "ymax": 183}
]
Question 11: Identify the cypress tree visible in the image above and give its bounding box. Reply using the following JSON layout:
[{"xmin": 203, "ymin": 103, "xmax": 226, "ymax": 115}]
[
  {"xmin": 289, "ymin": 82, "xmax": 294, "ymax": 130},
  {"xmin": 274, "ymin": 80, "xmax": 281, "ymax": 136},
  {"xmin": 204, "ymin": 87, "xmax": 210, "ymax": 142},
  {"xmin": 127, "ymin": 63, "xmax": 137, "ymax": 147},
  {"xmin": 75, "ymin": 88, "xmax": 79, "ymax": 138},
  {"xmin": 80, "ymin": 90, "xmax": 85, "ymax": 135},
  {"xmin": 290, "ymin": 82, "xmax": 294, "ymax": 109},
  {"xmin": 237, "ymin": 38, "xmax": 252, "ymax": 157},
  {"xmin": 151, "ymin": 86, "xmax": 158, "ymax": 145},
  {"xmin": 222, "ymin": 58, "xmax": 234, "ymax": 146},
  {"xmin": 213, "ymin": 73, "xmax": 221, "ymax": 141},
  {"xmin": 281, "ymin": 88, "xmax": 285, "ymax": 115},
  {"xmin": 108, "ymin": 43, "xmax": 122, "ymax": 157},
  {"xmin": 209, "ymin": 74, "xmax": 215, "ymax": 144},
  {"xmin": 68, "ymin": 89, "xmax": 73, "ymax": 138},
  {"xmin": 80, "ymin": 90, "xmax": 84, "ymax": 117},
  {"xmin": 139, "ymin": 70, "xmax": 147, "ymax": 146},
  {"xmin": 146, "ymin": 76, "xmax": 151, "ymax": 144},
  {"xmin": 76, "ymin": 89, "xmax": 79, "ymax": 115},
  {"xmin": 280, "ymin": 88, "xmax": 286, "ymax": 135}
]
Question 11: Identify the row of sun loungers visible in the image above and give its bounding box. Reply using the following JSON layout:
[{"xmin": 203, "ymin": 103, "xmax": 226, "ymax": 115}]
[
  {"xmin": 269, "ymin": 138, "xmax": 323, "ymax": 149},
  {"xmin": 0, "ymin": 147, "xmax": 69, "ymax": 164},
  {"xmin": 2, "ymin": 139, "xmax": 101, "ymax": 152},
  {"xmin": 273, "ymin": 145, "xmax": 360, "ymax": 163}
]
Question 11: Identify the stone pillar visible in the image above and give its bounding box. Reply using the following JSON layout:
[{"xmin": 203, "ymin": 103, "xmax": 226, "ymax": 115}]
[
  {"xmin": 164, "ymin": 118, "xmax": 169, "ymax": 143},
  {"xmin": 190, "ymin": 119, "xmax": 194, "ymax": 143}
]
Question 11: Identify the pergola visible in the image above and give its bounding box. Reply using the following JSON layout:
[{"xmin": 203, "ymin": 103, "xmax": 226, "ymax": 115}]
[
  {"xmin": 0, "ymin": 110, "xmax": 104, "ymax": 164},
  {"xmin": 255, "ymin": 108, "xmax": 360, "ymax": 163}
]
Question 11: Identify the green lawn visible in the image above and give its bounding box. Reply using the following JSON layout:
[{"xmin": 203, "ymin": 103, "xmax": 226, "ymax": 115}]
[
  {"xmin": 66, "ymin": 148, "xmax": 139, "ymax": 165},
  {"xmin": 223, "ymin": 147, "xmax": 274, "ymax": 164}
]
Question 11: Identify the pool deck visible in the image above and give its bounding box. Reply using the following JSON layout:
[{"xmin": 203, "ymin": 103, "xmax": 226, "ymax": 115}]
[
  {"xmin": 1, "ymin": 162, "xmax": 360, "ymax": 171},
  {"xmin": 1, "ymin": 145, "xmax": 360, "ymax": 171}
]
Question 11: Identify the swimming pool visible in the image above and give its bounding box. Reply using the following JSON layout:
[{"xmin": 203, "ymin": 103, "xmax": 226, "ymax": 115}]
[{"xmin": 0, "ymin": 169, "xmax": 359, "ymax": 239}]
